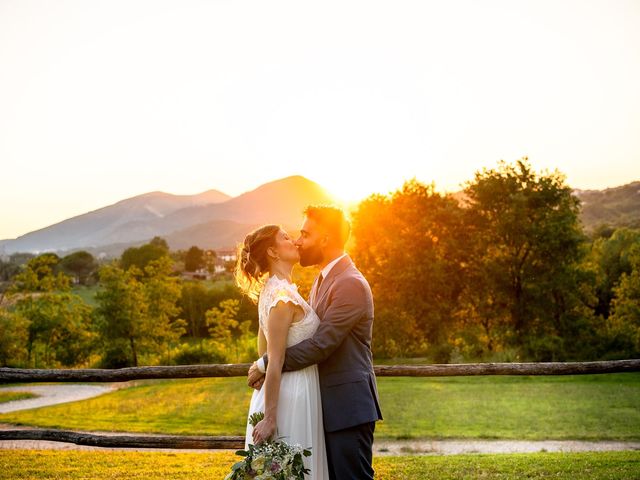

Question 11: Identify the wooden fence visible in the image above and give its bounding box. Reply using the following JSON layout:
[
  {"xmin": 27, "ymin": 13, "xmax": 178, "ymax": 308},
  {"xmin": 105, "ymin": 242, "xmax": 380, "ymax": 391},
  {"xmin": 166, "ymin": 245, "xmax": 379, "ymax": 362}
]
[{"xmin": 1, "ymin": 359, "xmax": 639, "ymax": 450}]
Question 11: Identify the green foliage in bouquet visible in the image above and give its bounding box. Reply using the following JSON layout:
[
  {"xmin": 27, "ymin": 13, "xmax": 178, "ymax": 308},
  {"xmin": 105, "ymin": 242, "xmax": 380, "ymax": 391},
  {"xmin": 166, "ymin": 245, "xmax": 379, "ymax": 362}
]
[{"xmin": 225, "ymin": 412, "xmax": 312, "ymax": 480}]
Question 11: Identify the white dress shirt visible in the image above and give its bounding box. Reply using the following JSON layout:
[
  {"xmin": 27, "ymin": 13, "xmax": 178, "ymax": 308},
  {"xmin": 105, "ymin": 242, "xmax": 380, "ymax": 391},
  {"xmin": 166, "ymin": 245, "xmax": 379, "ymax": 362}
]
[{"xmin": 319, "ymin": 253, "xmax": 348, "ymax": 284}]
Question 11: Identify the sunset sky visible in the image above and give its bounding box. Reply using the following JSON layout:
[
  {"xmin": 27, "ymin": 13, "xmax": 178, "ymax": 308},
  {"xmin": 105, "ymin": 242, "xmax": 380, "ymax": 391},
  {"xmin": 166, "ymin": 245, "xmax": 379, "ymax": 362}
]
[{"xmin": 1, "ymin": 0, "xmax": 639, "ymax": 240}]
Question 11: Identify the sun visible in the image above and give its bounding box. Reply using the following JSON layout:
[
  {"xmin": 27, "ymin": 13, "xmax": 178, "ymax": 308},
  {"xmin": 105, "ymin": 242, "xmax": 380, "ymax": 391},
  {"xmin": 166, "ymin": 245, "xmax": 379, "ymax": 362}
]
[{"xmin": 316, "ymin": 173, "xmax": 402, "ymax": 206}]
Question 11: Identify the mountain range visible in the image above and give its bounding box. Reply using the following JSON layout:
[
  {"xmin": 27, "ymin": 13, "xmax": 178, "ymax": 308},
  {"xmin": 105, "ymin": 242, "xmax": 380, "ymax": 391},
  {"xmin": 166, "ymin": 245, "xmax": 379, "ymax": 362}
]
[
  {"xmin": 1, "ymin": 176, "xmax": 638, "ymax": 257},
  {"xmin": 0, "ymin": 176, "xmax": 335, "ymax": 257},
  {"xmin": 574, "ymin": 181, "xmax": 640, "ymax": 233}
]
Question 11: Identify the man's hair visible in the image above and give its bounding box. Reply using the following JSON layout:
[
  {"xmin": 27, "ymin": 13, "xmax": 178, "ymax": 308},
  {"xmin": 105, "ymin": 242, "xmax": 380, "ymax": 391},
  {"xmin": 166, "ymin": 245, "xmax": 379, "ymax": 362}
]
[{"xmin": 303, "ymin": 205, "xmax": 351, "ymax": 248}]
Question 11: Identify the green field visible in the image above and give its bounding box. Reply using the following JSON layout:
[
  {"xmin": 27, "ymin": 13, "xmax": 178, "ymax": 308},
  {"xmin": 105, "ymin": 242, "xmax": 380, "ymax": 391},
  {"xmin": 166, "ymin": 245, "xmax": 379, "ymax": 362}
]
[
  {"xmin": 0, "ymin": 392, "xmax": 37, "ymax": 404},
  {"xmin": 1, "ymin": 373, "xmax": 639, "ymax": 440},
  {"xmin": 1, "ymin": 450, "xmax": 639, "ymax": 479},
  {"xmin": 70, "ymin": 285, "xmax": 100, "ymax": 307}
]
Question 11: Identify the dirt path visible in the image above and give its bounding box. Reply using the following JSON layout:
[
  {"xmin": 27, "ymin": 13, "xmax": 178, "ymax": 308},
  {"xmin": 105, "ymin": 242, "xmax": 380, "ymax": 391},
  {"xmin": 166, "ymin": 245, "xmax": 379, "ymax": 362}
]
[
  {"xmin": 373, "ymin": 439, "xmax": 640, "ymax": 456},
  {"xmin": 1, "ymin": 424, "xmax": 639, "ymax": 455},
  {"xmin": 0, "ymin": 384, "xmax": 115, "ymax": 413}
]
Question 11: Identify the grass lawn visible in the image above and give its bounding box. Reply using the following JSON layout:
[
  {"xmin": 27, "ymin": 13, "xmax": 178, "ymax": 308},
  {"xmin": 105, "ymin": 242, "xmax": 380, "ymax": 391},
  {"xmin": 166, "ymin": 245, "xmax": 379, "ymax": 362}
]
[
  {"xmin": 0, "ymin": 450, "xmax": 639, "ymax": 479},
  {"xmin": 70, "ymin": 285, "xmax": 100, "ymax": 307},
  {"xmin": 376, "ymin": 373, "xmax": 640, "ymax": 440},
  {"xmin": 0, "ymin": 392, "xmax": 37, "ymax": 404},
  {"xmin": 0, "ymin": 373, "xmax": 638, "ymax": 441}
]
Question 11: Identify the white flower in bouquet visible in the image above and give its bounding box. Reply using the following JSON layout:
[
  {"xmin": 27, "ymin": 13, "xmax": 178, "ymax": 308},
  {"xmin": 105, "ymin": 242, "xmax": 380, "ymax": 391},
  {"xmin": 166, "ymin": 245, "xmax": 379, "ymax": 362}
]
[{"xmin": 251, "ymin": 454, "xmax": 267, "ymax": 472}]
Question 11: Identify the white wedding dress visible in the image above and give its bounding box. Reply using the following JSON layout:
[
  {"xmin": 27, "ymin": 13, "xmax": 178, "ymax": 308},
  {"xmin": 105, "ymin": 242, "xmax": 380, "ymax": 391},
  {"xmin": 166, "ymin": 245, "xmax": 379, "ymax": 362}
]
[{"xmin": 245, "ymin": 275, "xmax": 329, "ymax": 480}]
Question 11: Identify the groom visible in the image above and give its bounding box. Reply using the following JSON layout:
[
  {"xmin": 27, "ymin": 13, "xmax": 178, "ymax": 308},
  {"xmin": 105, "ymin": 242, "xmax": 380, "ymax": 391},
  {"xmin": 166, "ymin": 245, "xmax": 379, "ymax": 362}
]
[{"xmin": 248, "ymin": 205, "xmax": 383, "ymax": 480}]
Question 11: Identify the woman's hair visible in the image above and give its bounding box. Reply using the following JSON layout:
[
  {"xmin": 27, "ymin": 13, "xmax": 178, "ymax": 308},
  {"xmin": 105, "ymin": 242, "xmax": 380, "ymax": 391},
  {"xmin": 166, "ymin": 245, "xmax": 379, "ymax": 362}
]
[{"xmin": 234, "ymin": 224, "xmax": 281, "ymax": 302}]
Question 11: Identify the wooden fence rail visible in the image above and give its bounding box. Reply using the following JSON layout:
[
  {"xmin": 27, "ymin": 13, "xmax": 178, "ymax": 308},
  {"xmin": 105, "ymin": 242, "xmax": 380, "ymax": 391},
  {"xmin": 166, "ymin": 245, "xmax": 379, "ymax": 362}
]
[
  {"xmin": 1, "ymin": 359, "xmax": 639, "ymax": 450},
  {"xmin": 2, "ymin": 359, "xmax": 639, "ymax": 383},
  {"xmin": 0, "ymin": 429, "xmax": 245, "ymax": 450}
]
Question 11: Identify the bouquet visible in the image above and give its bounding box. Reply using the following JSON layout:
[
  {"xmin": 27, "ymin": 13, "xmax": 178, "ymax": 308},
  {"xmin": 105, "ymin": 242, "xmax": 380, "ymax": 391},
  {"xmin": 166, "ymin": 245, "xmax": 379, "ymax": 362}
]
[{"xmin": 225, "ymin": 412, "xmax": 312, "ymax": 480}]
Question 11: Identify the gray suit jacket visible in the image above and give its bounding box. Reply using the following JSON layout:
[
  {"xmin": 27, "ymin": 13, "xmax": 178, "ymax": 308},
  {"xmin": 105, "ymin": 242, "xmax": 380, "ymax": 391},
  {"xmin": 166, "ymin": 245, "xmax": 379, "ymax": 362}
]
[{"xmin": 263, "ymin": 255, "xmax": 383, "ymax": 432}]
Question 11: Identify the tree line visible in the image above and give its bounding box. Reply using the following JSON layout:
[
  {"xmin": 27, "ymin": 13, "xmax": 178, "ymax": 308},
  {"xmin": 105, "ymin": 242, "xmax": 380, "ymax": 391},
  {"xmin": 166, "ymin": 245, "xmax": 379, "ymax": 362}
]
[
  {"xmin": 0, "ymin": 157, "xmax": 639, "ymax": 367},
  {"xmin": 0, "ymin": 239, "xmax": 259, "ymax": 368},
  {"xmin": 351, "ymin": 158, "xmax": 640, "ymax": 362}
]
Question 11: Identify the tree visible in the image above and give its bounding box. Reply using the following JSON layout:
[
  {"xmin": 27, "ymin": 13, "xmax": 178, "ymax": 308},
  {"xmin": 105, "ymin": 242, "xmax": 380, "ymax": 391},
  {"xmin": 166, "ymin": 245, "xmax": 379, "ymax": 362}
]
[
  {"xmin": 463, "ymin": 158, "xmax": 592, "ymax": 360},
  {"xmin": 95, "ymin": 257, "xmax": 185, "ymax": 367},
  {"xmin": 143, "ymin": 256, "xmax": 187, "ymax": 362},
  {"xmin": 8, "ymin": 253, "xmax": 70, "ymax": 293},
  {"xmin": 6, "ymin": 254, "xmax": 94, "ymax": 367},
  {"xmin": 120, "ymin": 240, "xmax": 170, "ymax": 273},
  {"xmin": 0, "ymin": 260, "xmax": 21, "ymax": 282},
  {"xmin": 178, "ymin": 281, "xmax": 259, "ymax": 339},
  {"xmin": 60, "ymin": 251, "xmax": 98, "ymax": 285},
  {"xmin": 95, "ymin": 263, "xmax": 148, "ymax": 367},
  {"xmin": 150, "ymin": 236, "xmax": 169, "ymax": 251},
  {"xmin": 586, "ymin": 228, "xmax": 640, "ymax": 319},
  {"xmin": 351, "ymin": 180, "xmax": 469, "ymax": 359},
  {"xmin": 206, "ymin": 299, "xmax": 252, "ymax": 362},
  {"xmin": 13, "ymin": 293, "xmax": 94, "ymax": 367},
  {"xmin": 185, "ymin": 246, "xmax": 205, "ymax": 272},
  {"xmin": 606, "ymin": 244, "xmax": 640, "ymax": 358},
  {"xmin": 0, "ymin": 308, "xmax": 28, "ymax": 367},
  {"xmin": 207, "ymin": 299, "xmax": 240, "ymax": 343},
  {"xmin": 9, "ymin": 253, "xmax": 35, "ymax": 266},
  {"xmin": 179, "ymin": 281, "xmax": 211, "ymax": 337}
]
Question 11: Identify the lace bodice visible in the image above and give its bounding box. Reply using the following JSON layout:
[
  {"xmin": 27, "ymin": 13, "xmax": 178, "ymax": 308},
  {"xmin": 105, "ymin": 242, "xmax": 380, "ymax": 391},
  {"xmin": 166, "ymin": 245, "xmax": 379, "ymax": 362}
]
[{"xmin": 258, "ymin": 275, "xmax": 320, "ymax": 347}]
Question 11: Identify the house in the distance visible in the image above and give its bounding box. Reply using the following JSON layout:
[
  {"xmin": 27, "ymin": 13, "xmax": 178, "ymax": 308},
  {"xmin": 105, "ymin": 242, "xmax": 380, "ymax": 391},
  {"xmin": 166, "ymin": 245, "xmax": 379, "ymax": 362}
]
[
  {"xmin": 214, "ymin": 249, "xmax": 237, "ymax": 274},
  {"xmin": 181, "ymin": 249, "xmax": 237, "ymax": 279}
]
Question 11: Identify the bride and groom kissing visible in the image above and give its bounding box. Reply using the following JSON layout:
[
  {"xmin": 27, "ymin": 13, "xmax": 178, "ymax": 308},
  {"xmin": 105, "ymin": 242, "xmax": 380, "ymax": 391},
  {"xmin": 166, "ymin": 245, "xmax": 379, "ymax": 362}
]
[{"xmin": 235, "ymin": 205, "xmax": 383, "ymax": 480}]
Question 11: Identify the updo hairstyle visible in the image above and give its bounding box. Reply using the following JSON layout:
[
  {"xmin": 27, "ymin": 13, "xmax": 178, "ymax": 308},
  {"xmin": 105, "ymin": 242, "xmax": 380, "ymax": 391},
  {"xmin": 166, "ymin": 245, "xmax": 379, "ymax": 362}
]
[{"xmin": 234, "ymin": 224, "xmax": 280, "ymax": 302}]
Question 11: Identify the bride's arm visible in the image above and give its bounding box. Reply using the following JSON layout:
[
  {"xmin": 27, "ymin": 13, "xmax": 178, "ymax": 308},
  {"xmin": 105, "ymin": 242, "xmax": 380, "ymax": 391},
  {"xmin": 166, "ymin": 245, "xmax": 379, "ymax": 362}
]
[
  {"xmin": 257, "ymin": 326, "xmax": 267, "ymax": 357},
  {"xmin": 251, "ymin": 301, "xmax": 297, "ymax": 444}
]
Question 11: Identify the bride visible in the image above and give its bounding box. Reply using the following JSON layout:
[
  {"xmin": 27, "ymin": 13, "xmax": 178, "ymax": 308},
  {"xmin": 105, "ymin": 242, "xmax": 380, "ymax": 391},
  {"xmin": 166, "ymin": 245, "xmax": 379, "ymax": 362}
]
[{"xmin": 235, "ymin": 224, "xmax": 329, "ymax": 479}]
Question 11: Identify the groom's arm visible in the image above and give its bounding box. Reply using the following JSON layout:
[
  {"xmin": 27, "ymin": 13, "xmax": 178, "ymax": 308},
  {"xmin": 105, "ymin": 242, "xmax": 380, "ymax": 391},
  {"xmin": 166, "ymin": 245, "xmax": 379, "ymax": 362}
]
[{"xmin": 265, "ymin": 276, "xmax": 368, "ymax": 372}]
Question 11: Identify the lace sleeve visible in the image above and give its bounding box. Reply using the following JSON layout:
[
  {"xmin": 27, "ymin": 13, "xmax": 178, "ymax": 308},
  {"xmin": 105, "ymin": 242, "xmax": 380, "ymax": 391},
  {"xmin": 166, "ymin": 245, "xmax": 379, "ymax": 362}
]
[
  {"xmin": 266, "ymin": 282, "xmax": 302, "ymax": 316},
  {"xmin": 259, "ymin": 277, "xmax": 304, "ymax": 331}
]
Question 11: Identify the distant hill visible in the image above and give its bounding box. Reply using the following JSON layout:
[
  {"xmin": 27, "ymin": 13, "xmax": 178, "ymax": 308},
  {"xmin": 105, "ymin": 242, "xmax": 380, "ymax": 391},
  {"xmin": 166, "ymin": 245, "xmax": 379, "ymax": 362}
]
[
  {"xmin": 0, "ymin": 176, "xmax": 335, "ymax": 256},
  {"xmin": 449, "ymin": 181, "xmax": 640, "ymax": 234},
  {"xmin": 574, "ymin": 181, "xmax": 640, "ymax": 232},
  {"xmin": 164, "ymin": 220, "xmax": 263, "ymax": 251},
  {"xmin": 0, "ymin": 189, "xmax": 230, "ymax": 255}
]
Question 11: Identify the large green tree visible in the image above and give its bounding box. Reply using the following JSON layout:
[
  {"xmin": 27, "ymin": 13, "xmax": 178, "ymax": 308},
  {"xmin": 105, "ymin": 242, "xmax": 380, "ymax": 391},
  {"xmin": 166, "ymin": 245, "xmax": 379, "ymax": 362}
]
[
  {"xmin": 59, "ymin": 251, "xmax": 98, "ymax": 285},
  {"xmin": 463, "ymin": 158, "xmax": 593, "ymax": 360},
  {"xmin": 6, "ymin": 254, "xmax": 95, "ymax": 367},
  {"xmin": 94, "ymin": 263, "xmax": 147, "ymax": 367},
  {"xmin": 14, "ymin": 293, "xmax": 94, "ymax": 367},
  {"xmin": 95, "ymin": 257, "xmax": 185, "ymax": 367},
  {"xmin": 351, "ymin": 180, "xmax": 469, "ymax": 359}
]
